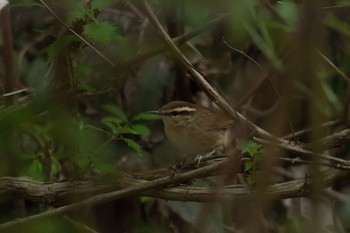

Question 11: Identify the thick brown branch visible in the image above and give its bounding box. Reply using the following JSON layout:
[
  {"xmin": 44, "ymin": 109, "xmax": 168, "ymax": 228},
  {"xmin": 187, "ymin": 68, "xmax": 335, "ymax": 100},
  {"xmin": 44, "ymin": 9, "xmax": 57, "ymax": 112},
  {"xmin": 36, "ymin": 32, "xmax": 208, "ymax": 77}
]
[
  {"xmin": 0, "ymin": 165, "xmax": 349, "ymax": 207},
  {"xmin": 0, "ymin": 159, "xmax": 226, "ymax": 229}
]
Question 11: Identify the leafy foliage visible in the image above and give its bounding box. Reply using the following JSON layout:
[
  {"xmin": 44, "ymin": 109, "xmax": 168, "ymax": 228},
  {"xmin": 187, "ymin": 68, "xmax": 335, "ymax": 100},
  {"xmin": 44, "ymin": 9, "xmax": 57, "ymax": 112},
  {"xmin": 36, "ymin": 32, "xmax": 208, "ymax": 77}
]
[
  {"xmin": 100, "ymin": 104, "xmax": 155, "ymax": 157},
  {"xmin": 83, "ymin": 21, "xmax": 121, "ymax": 45},
  {"xmin": 236, "ymin": 139, "xmax": 263, "ymax": 185}
]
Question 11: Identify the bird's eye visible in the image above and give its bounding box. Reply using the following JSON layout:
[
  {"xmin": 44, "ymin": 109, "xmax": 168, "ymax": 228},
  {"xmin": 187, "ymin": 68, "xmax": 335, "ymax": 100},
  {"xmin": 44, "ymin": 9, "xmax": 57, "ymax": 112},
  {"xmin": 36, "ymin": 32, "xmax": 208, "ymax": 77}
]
[{"xmin": 171, "ymin": 111, "xmax": 178, "ymax": 116}]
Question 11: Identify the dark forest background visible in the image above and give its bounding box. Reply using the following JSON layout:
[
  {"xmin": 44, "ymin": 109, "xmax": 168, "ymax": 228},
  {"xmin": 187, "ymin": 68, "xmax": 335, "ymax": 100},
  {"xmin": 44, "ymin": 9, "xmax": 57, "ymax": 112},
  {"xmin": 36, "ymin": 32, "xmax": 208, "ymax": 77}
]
[{"xmin": 1, "ymin": 0, "xmax": 350, "ymax": 232}]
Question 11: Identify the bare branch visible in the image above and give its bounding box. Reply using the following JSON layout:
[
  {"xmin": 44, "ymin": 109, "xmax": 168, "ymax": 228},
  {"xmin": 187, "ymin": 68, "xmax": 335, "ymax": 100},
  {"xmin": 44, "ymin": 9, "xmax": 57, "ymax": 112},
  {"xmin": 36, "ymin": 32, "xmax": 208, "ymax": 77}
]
[
  {"xmin": 0, "ymin": 163, "xmax": 349, "ymax": 210},
  {"xmin": 0, "ymin": 159, "xmax": 226, "ymax": 229}
]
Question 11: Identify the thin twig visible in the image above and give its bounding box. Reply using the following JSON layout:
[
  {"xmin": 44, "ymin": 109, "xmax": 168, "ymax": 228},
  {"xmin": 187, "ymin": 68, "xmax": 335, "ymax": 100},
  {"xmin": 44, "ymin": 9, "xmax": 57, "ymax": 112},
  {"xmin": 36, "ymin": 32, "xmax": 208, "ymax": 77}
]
[
  {"xmin": 276, "ymin": 157, "xmax": 350, "ymax": 170},
  {"xmin": 283, "ymin": 120, "xmax": 342, "ymax": 139},
  {"xmin": 306, "ymin": 128, "xmax": 350, "ymax": 150},
  {"xmin": 317, "ymin": 49, "xmax": 350, "ymax": 83},
  {"xmin": 254, "ymin": 137, "xmax": 350, "ymax": 166}
]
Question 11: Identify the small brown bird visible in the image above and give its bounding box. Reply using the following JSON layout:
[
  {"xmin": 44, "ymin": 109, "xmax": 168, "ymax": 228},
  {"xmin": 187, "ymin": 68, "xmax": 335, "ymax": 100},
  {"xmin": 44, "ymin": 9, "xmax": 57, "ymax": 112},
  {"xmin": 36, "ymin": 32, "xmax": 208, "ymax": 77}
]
[{"xmin": 149, "ymin": 101, "xmax": 234, "ymax": 155}]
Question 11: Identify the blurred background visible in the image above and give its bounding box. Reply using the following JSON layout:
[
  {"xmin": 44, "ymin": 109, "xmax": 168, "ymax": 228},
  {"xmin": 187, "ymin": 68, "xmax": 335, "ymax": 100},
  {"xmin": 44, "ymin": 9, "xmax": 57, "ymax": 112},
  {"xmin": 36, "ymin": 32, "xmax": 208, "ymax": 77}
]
[{"xmin": 1, "ymin": 0, "xmax": 350, "ymax": 232}]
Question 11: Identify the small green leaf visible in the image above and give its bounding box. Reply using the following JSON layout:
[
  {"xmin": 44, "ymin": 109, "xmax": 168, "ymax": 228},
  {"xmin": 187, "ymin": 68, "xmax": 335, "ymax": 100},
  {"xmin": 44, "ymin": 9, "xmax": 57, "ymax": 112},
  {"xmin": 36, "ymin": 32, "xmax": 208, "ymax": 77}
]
[
  {"xmin": 276, "ymin": 1, "xmax": 298, "ymax": 27},
  {"xmin": 83, "ymin": 21, "xmax": 121, "ymax": 45},
  {"xmin": 102, "ymin": 105, "xmax": 127, "ymax": 122},
  {"xmin": 132, "ymin": 112, "xmax": 161, "ymax": 121},
  {"xmin": 123, "ymin": 138, "xmax": 142, "ymax": 157},
  {"xmin": 102, "ymin": 120, "xmax": 118, "ymax": 135},
  {"xmin": 74, "ymin": 155, "xmax": 91, "ymax": 169},
  {"xmin": 51, "ymin": 157, "xmax": 60, "ymax": 177},
  {"xmin": 244, "ymin": 160, "xmax": 254, "ymax": 171},
  {"xmin": 325, "ymin": 14, "xmax": 350, "ymax": 39},
  {"xmin": 140, "ymin": 196, "xmax": 151, "ymax": 203},
  {"xmin": 236, "ymin": 139, "xmax": 262, "ymax": 157},
  {"xmin": 131, "ymin": 124, "xmax": 151, "ymax": 136},
  {"xmin": 94, "ymin": 163, "xmax": 117, "ymax": 175},
  {"xmin": 67, "ymin": 0, "xmax": 89, "ymax": 25},
  {"xmin": 118, "ymin": 125, "xmax": 138, "ymax": 135},
  {"xmin": 27, "ymin": 159, "xmax": 44, "ymax": 180}
]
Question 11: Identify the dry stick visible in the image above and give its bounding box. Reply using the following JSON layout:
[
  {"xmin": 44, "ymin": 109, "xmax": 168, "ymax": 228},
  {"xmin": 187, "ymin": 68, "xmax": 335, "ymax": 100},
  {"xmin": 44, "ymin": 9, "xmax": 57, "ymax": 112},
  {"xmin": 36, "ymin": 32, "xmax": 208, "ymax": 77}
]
[
  {"xmin": 39, "ymin": 0, "xmax": 115, "ymax": 66},
  {"xmin": 283, "ymin": 119, "xmax": 341, "ymax": 139},
  {"xmin": 276, "ymin": 157, "xmax": 350, "ymax": 170},
  {"xmin": 317, "ymin": 50, "xmax": 350, "ymax": 83},
  {"xmin": 308, "ymin": 128, "xmax": 350, "ymax": 150},
  {"xmin": 254, "ymin": 137, "xmax": 350, "ymax": 165},
  {"xmin": 0, "ymin": 159, "xmax": 226, "ymax": 229}
]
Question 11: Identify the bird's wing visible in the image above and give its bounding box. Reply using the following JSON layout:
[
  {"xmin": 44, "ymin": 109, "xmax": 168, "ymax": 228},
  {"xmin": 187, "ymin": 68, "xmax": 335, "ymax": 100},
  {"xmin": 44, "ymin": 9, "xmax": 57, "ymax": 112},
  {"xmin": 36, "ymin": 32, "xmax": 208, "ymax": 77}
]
[{"xmin": 197, "ymin": 109, "xmax": 234, "ymax": 131}]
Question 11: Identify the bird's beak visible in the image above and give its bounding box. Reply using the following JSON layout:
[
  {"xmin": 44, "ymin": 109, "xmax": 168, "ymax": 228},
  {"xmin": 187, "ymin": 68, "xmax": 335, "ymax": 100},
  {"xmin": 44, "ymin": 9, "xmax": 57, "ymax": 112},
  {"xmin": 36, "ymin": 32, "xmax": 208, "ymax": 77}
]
[{"xmin": 147, "ymin": 110, "xmax": 162, "ymax": 115}]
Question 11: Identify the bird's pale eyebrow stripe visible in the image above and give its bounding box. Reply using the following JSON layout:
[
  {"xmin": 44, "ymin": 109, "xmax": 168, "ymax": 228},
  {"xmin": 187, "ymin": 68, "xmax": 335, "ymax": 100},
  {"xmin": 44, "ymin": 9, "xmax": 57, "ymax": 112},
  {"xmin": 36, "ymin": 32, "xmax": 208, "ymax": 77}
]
[
  {"xmin": 172, "ymin": 107, "xmax": 196, "ymax": 112},
  {"xmin": 162, "ymin": 106, "xmax": 196, "ymax": 114}
]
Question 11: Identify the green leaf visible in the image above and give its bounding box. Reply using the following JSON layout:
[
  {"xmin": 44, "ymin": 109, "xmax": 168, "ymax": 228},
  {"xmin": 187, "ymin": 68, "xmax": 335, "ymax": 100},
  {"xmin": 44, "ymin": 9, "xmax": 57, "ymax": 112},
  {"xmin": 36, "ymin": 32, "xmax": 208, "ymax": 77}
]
[
  {"xmin": 140, "ymin": 196, "xmax": 151, "ymax": 203},
  {"xmin": 67, "ymin": 0, "xmax": 89, "ymax": 25},
  {"xmin": 236, "ymin": 139, "xmax": 262, "ymax": 157},
  {"xmin": 118, "ymin": 125, "xmax": 138, "ymax": 135},
  {"xmin": 276, "ymin": 1, "xmax": 298, "ymax": 27},
  {"xmin": 131, "ymin": 124, "xmax": 151, "ymax": 136},
  {"xmin": 51, "ymin": 157, "xmax": 60, "ymax": 177},
  {"xmin": 132, "ymin": 112, "xmax": 161, "ymax": 121},
  {"xmin": 325, "ymin": 14, "xmax": 350, "ymax": 39},
  {"xmin": 94, "ymin": 163, "xmax": 117, "ymax": 175},
  {"xmin": 123, "ymin": 138, "xmax": 142, "ymax": 157},
  {"xmin": 83, "ymin": 21, "xmax": 120, "ymax": 45},
  {"xmin": 101, "ymin": 118, "xmax": 119, "ymax": 134},
  {"xmin": 26, "ymin": 159, "xmax": 44, "ymax": 180},
  {"xmin": 103, "ymin": 104, "xmax": 127, "ymax": 122},
  {"xmin": 91, "ymin": 0, "xmax": 113, "ymax": 11},
  {"xmin": 244, "ymin": 160, "xmax": 254, "ymax": 171},
  {"xmin": 74, "ymin": 155, "xmax": 91, "ymax": 169}
]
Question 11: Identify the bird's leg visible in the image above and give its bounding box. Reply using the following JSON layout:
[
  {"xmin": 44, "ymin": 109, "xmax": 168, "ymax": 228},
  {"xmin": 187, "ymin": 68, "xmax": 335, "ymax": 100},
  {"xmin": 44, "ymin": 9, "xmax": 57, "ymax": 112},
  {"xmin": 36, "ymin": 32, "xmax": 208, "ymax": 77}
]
[
  {"xmin": 170, "ymin": 155, "xmax": 188, "ymax": 176},
  {"xmin": 194, "ymin": 149, "xmax": 216, "ymax": 167}
]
